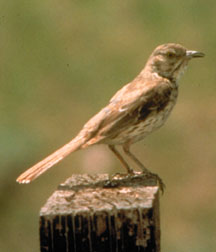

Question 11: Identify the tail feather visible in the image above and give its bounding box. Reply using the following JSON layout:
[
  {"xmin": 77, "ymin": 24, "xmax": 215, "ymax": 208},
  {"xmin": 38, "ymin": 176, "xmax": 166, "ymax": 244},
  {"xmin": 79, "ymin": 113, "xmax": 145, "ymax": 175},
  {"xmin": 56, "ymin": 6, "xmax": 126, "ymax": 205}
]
[{"xmin": 16, "ymin": 136, "xmax": 85, "ymax": 184}]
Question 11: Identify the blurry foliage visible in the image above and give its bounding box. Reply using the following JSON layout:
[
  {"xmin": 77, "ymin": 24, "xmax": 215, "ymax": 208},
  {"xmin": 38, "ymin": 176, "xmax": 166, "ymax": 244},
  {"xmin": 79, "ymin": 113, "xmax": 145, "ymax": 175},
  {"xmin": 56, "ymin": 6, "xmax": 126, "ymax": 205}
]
[{"xmin": 0, "ymin": 1, "xmax": 216, "ymax": 251}]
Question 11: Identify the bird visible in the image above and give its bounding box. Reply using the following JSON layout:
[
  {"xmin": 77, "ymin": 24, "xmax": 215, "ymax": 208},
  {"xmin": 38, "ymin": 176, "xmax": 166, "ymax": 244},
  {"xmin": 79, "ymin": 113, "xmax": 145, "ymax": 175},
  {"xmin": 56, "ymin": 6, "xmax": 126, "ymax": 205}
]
[{"xmin": 16, "ymin": 43, "xmax": 204, "ymax": 190}]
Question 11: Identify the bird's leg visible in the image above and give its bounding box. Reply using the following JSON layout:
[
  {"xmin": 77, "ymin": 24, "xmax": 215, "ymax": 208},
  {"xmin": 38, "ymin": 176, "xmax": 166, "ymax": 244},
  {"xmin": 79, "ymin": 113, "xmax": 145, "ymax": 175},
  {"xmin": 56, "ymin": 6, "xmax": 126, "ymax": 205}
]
[
  {"xmin": 122, "ymin": 144, "xmax": 150, "ymax": 173},
  {"xmin": 122, "ymin": 144, "xmax": 165, "ymax": 192},
  {"xmin": 108, "ymin": 145, "xmax": 134, "ymax": 174}
]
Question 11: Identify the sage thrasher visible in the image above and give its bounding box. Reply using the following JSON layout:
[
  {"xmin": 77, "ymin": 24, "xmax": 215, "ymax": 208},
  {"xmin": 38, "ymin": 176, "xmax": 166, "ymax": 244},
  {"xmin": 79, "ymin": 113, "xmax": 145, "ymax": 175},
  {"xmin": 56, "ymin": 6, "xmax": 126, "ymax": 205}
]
[{"xmin": 16, "ymin": 43, "xmax": 204, "ymax": 190}]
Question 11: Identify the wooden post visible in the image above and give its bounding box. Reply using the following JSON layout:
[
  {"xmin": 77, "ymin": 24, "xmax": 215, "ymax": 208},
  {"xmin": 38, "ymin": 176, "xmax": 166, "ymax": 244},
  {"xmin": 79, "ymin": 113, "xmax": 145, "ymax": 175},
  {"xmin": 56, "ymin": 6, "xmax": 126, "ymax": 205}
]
[{"xmin": 40, "ymin": 173, "xmax": 160, "ymax": 252}]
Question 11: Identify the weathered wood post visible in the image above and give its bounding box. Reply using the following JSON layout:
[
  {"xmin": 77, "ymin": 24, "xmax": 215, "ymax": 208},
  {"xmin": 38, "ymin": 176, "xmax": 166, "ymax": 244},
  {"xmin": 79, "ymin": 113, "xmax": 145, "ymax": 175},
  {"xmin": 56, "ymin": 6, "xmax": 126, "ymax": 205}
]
[{"xmin": 40, "ymin": 173, "xmax": 160, "ymax": 252}]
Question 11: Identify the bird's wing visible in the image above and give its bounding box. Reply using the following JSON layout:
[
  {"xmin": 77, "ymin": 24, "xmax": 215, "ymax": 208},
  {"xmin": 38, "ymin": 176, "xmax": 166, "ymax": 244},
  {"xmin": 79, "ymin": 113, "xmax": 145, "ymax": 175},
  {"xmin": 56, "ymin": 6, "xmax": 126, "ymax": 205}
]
[{"xmin": 81, "ymin": 78, "xmax": 172, "ymax": 146}]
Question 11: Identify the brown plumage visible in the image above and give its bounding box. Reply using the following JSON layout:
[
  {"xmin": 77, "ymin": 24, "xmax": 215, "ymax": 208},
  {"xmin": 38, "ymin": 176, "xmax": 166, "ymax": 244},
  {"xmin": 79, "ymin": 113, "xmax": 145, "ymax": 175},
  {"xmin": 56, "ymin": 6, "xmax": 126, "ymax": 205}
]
[{"xmin": 16, "ymin": 43, "xmax": 204, "ymax": 189}]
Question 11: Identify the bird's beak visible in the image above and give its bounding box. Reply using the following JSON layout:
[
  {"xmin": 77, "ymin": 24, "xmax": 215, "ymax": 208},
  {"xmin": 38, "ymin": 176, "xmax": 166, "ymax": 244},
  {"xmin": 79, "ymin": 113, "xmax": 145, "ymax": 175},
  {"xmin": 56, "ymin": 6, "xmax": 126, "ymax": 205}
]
[{"xmin": 186, "ymin": 50, "xmax": 205, "ymax": 58}]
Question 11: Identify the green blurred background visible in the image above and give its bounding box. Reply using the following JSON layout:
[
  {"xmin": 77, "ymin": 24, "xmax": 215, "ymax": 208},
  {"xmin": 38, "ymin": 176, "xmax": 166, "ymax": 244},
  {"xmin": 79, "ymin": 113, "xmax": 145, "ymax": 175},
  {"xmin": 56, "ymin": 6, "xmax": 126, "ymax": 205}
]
[{"xmin": 1, "ymin": 0, "xmax": 215, "ymax": 251}]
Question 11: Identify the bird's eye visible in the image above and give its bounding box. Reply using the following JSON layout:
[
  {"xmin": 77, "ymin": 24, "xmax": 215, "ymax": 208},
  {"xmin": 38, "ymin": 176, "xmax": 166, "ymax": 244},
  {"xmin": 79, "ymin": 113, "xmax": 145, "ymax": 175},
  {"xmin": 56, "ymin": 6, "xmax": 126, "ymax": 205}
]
[{"xmin": 166, "ymin": 52, "xmax": 175, "ymax": 58}]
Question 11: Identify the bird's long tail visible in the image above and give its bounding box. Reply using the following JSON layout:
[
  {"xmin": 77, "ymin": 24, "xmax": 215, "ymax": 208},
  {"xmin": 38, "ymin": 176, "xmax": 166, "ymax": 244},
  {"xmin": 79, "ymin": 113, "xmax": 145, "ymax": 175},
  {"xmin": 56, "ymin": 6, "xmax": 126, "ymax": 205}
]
[{"xmin": 16, "ymin": 135, "xmax": 86, "ymax": 184}]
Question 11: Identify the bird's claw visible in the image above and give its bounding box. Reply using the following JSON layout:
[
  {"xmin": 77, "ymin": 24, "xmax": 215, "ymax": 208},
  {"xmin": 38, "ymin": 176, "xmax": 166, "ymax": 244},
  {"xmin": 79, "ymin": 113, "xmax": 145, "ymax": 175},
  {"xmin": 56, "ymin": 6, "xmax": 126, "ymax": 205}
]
[
  {"xmin": 142, "ymin": 171, "xmax": 166, "ymax": 194},
  {"xmin": 108, "ymin": 170, "xmax": 165, "ymax": 194}
]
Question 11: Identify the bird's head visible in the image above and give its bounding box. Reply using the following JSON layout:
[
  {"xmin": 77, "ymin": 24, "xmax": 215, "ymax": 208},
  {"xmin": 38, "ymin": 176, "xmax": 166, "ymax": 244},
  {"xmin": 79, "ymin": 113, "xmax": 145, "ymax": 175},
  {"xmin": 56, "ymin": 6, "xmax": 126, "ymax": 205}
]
[{"xmin": 147, "ymin": 43, "xmax": 204, "ymax": 82}]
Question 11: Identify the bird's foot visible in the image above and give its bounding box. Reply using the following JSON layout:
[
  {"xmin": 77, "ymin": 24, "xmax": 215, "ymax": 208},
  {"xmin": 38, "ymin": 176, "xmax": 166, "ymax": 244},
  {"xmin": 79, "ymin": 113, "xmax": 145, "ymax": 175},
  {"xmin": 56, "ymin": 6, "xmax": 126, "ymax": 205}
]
[
  {"xmin": 104, "ymin": 169, "xmax": 138, "ymax": 187},
  {"xmin": 106, "ymin": 170, "xmax": 165, "ymax": 193},
  {"xmin": 142, "ymin": 171, "xmax": 166, "ymax": 194}
]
